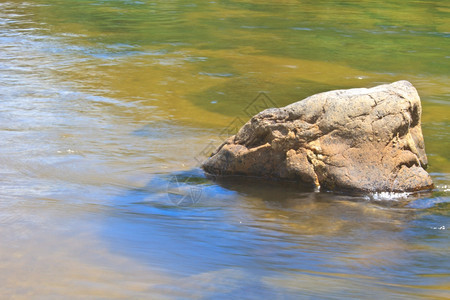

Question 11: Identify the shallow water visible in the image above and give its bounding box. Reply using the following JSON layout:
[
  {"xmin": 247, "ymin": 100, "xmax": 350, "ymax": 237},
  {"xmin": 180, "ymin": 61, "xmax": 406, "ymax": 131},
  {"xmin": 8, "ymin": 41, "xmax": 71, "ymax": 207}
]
[{"xmin": 0, "ymin": 0, "xmax": 449, "ymax": 298}]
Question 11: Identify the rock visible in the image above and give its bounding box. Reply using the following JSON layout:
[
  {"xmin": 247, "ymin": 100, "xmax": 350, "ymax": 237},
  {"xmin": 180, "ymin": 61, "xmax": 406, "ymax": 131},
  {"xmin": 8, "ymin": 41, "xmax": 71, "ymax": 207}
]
[{"xmin": 201, "ymin": 80, "xmax": 433, "ymax": 193}]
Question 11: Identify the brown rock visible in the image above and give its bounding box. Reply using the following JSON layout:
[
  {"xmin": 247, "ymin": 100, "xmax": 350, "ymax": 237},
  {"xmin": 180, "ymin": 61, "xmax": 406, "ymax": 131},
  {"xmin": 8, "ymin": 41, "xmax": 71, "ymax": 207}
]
[{"xmin": 201, "ymin": 80, "xmax": 433, "ymax": 193}]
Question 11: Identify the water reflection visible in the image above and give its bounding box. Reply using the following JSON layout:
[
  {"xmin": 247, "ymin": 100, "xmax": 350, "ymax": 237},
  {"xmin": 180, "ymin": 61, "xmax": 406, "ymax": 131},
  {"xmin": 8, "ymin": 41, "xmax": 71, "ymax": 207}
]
[
  {"xmin": 0, "ymin": 0, "xmax": 449, "ymax": 298},
  {"xmin": 107, "ymin": 170, "xmax": 449, "ymax": 298}
]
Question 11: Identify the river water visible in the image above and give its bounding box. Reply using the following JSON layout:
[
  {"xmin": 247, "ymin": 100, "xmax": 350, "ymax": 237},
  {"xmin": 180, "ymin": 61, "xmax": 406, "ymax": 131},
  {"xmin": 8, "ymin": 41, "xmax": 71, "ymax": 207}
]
[{"xmin": 0, "ymin": 1, "xmax": 449, "ymax": 298}]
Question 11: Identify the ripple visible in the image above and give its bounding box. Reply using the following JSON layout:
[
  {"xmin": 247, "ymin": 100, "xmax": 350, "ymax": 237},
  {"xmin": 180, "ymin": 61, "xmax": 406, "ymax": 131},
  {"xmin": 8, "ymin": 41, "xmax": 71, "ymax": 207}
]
[{"xmin": 198, "ymin": 72, "xmax": 234, "ymax": 77}]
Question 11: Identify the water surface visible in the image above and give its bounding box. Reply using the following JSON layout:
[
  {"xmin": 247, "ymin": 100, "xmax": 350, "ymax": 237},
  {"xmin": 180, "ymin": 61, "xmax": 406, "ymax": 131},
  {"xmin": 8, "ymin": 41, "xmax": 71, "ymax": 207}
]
[{"xmin": 0, "ymin": 1, "xmax": 449, "ymax": 298}]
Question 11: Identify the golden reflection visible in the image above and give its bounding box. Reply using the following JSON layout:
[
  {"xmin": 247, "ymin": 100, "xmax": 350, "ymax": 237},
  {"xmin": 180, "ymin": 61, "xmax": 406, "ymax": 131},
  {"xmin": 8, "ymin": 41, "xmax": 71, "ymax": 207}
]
[
  {"xmin": 240, "ymin": 194, "xmax": 409, "ymax": 236},
  {"xmin": 56, "ymin": 46, "xmax": 381, "ymax": 127},
  {"xmin": 54, "ymin": 41, "xmax": 449, "ymax": 131}
]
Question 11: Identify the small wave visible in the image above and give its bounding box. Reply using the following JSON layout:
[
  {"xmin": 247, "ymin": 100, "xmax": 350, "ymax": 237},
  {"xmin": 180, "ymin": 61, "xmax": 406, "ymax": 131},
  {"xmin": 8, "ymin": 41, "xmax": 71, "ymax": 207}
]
[
  {"xmin": 436, "ymin": 184, "xmax": 450, "ymax": 193},
  {"xmin": 430, "ymin": 225, "xmax": 446, "ymax": 230},
  {"xmin": 408, "ymin": 196, "xmax": 450, "ymax": 209},
  {"xmin": 291, "ymin": 27, "xmax": 313, "ymax": 31}
]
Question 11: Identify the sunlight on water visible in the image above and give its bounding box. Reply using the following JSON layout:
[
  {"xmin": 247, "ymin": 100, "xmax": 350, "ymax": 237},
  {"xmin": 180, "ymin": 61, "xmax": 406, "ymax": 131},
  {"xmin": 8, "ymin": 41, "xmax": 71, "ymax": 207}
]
[{"xmin": 0, "ymin": 0, "xmax": 449, "ymax": 298}]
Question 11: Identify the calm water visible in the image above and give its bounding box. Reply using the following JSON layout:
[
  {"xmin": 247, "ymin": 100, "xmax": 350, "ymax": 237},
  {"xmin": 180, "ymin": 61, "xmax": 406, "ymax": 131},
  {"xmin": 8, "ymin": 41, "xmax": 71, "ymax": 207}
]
[{"xmin": 1, "ymin": 0, "xmax": 449, "ymax": 298}]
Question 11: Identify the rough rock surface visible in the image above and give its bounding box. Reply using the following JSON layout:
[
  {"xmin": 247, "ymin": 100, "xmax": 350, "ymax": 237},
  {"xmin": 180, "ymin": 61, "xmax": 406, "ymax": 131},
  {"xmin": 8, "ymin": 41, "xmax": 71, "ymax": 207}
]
[{"xmin": 201, "ymin": 80, "xmax": 433, "ymax": 193}]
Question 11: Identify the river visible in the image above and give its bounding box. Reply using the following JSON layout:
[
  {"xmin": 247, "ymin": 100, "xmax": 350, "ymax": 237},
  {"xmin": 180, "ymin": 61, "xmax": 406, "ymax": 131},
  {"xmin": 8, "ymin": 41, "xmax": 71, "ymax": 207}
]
[{"xmin": 0, "ymin": 0, "xmax": 449, "ymax": 298}]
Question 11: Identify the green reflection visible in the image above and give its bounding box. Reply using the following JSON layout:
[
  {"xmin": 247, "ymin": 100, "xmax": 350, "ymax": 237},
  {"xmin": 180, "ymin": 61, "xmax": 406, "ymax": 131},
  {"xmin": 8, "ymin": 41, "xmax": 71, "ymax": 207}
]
[{"xmin": 32, "ymin": 0, "xmax": 450, "ymax": 75}]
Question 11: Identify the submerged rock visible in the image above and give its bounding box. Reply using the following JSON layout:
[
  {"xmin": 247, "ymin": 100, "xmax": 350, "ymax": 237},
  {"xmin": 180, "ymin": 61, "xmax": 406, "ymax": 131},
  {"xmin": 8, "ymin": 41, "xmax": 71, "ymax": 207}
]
[{"xmin": 201, "ymin": 80, "xmax": 433, "ymax": 193}]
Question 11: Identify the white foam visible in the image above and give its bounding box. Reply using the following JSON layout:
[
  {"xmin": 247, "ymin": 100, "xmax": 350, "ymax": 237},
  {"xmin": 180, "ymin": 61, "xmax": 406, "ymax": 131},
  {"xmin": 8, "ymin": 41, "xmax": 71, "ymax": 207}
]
[{"xmin": 370, "ymin": 192, "xmax": 411, "ymax": 201}]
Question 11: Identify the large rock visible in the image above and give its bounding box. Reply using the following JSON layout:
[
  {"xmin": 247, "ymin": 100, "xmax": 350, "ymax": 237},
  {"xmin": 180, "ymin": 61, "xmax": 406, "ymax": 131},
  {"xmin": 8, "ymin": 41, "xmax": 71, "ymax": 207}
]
[{"xmin": 201, "ymin": 80, "xmax": 433, "ymax": 193}]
